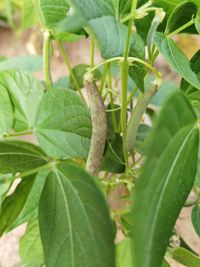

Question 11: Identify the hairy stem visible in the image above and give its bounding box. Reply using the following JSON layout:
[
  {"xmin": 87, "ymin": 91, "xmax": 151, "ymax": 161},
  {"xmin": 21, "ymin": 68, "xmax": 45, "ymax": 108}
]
[
  {"xmin": 85, "ymin": 75, "xmax": 107, "ymax": 175},
  {"xmin": 125, "ymin": 84, "xmax": 159, "ymax": 151}
]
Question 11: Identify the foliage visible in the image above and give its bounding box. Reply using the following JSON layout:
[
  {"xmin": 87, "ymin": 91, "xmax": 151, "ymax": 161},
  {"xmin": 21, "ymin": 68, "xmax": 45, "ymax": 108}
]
[{"xmin": 0, "ymin": 0, "xmax": 199, "ymax": 267}]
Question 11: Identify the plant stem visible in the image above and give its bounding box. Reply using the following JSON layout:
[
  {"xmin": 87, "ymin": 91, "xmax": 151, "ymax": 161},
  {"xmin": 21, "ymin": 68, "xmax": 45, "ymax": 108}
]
[
  {"xmin": 167, "ymin": 19, "xmax": 195, "ymax": 37},
  {"xmin": 100, "ymin": 63, "xmax": 109, "ymax": 95},
  {"xmin": 90, "ymin": 38, "xmax": 95, "ymax": 68},
  {"xmin": 57, "ymin": 41, "xmax": 84, "ymax": 100},
  {"xmin": 121, "ymin": 1, "xmax": 137, "ymax": 170},
  {"xmin": 125, "ymin": 83, "xmax": 159, "ymax": 151},
  {"xmin": 1, "ymin": 131, "xmax": 33, "ymax": 138},
  {"xmin": 43, "ymin": 30, "xmax": 53, "ymax": 89},
  {"xmin": 108, "ymin": 65, "xmax": 118, "ymax": 133}
]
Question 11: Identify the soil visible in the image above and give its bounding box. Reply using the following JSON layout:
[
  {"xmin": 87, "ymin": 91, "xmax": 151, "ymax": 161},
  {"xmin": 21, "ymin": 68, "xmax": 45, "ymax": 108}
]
[{"xmin": 0, "ymin": 28, "xmax": 199, "ymax": 267}]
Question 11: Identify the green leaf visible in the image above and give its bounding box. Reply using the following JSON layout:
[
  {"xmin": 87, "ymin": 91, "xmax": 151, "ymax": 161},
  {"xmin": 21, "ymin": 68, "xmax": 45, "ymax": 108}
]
[
  {"xmin": 88, "ymin": 16, "xmax": 128, "ymax": 59},
  {"xmin": 101, "ymin": 134, "xmax": 125, "ymax": 173},
  {"xmin": 70, "ymin": 0, "xmax": 128, "ymax": 59},
  {"xmin": 40, "ymin": 0, "xmax": 70, "ymax": 26},
  {"xmin": 0, "ymin": 141, "xmax": 48, "ymax": 174},
  {"xmin": 35, "ymin": 88, "xmax": 92, "ymax": 160},
  {"xmin": 166, "ymin": 1, "xmax": 198, "ymax": 34},
  {"xmin": 131, "ymin": 92, "xmax": 199, "ymax": 267},
  {"xmin": 0, "ymin": 84, "xmax": 13, "ymax": 135},
  {"xmin": 0, "ymin": 171, "xmax": 48, "ymax": 235},
  {"xmin": 0, "ymin": 56, "xmax": 43, "ymax": 72},
  {"xmin": 0, "ymin": 70, "xmax": 44, "ymax": 131},
  {"xmin": 69, "ymin": 64, "xmax": 101, "ymax": 90},
  {"xmin": 172, "ymin": 247, "xmax": 200, "ymax": 267},
  {"xmin": 129, "ymin": 32, "xmax": 145, "ymax": 92},
  {"xmin": 155, "ymin": 33, "xmax": 200, "ymax": 90},
  {"xmin": 20, "ymin": 220, "xmax": 44, "ymax": 266},
  {"xmin": 116, "ymin": 239, "xmax": 133, "ymax": 267},
  {"xmin": 162, "ymin": 259, "xmax": 171, "ymax": 267},
  {"xmin": 54, "ymin": 76, "xmax": 69, "ymax": 89},
  {"xmin": 19, "ymin": 0, "xmax": 37, "ymax": 30},
  {"xmin": 191, "ymin": 205, "xmax": 200, "ymax": 237},
  {"xmin": 119, "ymin": 0, "xmax": 131, "ymax": 16},
  {"xmin": 0, "ymin": 174, "xmax": 13, "ymax": 205},
  {"xmin": 134, "ymin": 124, "xmax": 151, "ymax": 154},
  {"xmin": 39, "ymin": 162, "xmax": 115, "ymax": 267}
]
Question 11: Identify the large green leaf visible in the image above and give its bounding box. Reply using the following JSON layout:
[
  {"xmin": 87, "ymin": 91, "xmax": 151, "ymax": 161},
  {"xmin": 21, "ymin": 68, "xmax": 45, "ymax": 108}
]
[
  {"xmin": 131, "ymin": 92, "xmax": 199, "ymax": 267},
  {"xmin": 20, "ymin": 220, "xmax": 44, "ymax": 266},
  {"xmin": 0, "ymin": 56, "xmax": 43, "ymax": 72},
  {"xmin": 166, "ymin": 1, "xmax": 199, "ymax": 34},
  {"xmin": 0, "ymin": 141, "xmax": 48, "ymax": 174},
  {"xmin": 0, "ymin": 84, "xmax": 13, "ymax": 135},
  {"xmin": 0, "ymin": 171, "xmax": 48, "ymax": 235},
  {"xmin": 0, "ymin": 70, "xmax": 44, "ymax": 131},
  {"xmin": 39, "ymin": 162, "xmax": 115, "ymax": 267},
  {"xmin": 191, "ymin": 205, "xmax": 200, "ymax": 237},
  {"xmin": 70, "ymin": 0, "xmax": 128, "ymax": 59},
  {"xmin": 155, "ymin": 33, "xmax": 200, "ymax": 90},
  {"xmin": 40, "ymin": 0, "xmax": 70, "ymax": 26},
  {"xmin": 35, "ymin": 88, "xmax": 92, "ymax": 159},
  {"xmin": 172, "ymin": 247, "xmax": 200, "ymax": 267}
]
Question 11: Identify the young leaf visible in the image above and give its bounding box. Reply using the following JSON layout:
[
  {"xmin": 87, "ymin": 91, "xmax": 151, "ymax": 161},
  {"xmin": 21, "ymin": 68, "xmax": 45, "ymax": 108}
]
[
  {"xmin": 131, "ymin": 92, "xmax": 199, "ymax": 267},
  {"xmin": 0, "ymin": 170, "xmax": 48, "ymax": 235},
  {"xmin": 191, "ymin": 205, "xmax": 200, "ymax": 237},
  {"xmin": 0, "ymin": 70, "xmax": 44, "ymax": 131},
  {"xmin": 20, "ymin": 220, "xmax": 44, "ymax": 266},
  {"xmin": 40, "ymin": 0, "xmax": 70, "ymax": 26},
  {"xmin": 172, "ymin": 247, "xmax": 200, "ymax": 267},
  {"xmin": 154, "ymin": 33, "xmax": 200, "ymax": 90},
  {"xmin": 0, "ymin": 141, "xmax": 48, "ymax": 174},
  {"xmin": 116, "ymin": 239, "xmax": 133, "ymax": 267},
  {"xmin": 0, "ymin": 84, "xmax": 13, "ymax": 135},
  {"xmin": 39, "ymin": 162, "xmax": 115, "ymax": 267},
  {"xmin": 35, "ymin": 88, "xmax": 92, "ymax": 159}
]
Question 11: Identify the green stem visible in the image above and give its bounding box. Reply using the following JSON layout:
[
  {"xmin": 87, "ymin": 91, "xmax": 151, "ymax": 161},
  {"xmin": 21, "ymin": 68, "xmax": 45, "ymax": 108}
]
[
  {"xmin": 1, "ymin": 131, "xmax": 33, "ymax": 138},
  {"xmin": 125, "ymin": 83, "xmax": 159, "ymax": 151},
  {"xmin": 108, "ymin": 65, "xmax": 118, "ymax": 133},
  {"xmin": 167, "ymin": 19, "xmax": 195, "ymax": 37},
  {"xmin": 57, "ymin": 41, "xmax": 84, "ymax": 100},
  {"xmin": 43, "ymin": 30, "xmax": 53, "ymax": 89},
  {"xmin": 127, "ymin": 86, "xmax": 138, "ymax": 105},
  {"xmin": 100, "ymin": 63, "xmax": 109, "ymax": 95},
  {"xmin": 90, "ymin": 38, "xmax": 95, "ymax": 68},
  {"xmin": 121, "ymin": 0, "xmax": 138, "ymax": 170}
]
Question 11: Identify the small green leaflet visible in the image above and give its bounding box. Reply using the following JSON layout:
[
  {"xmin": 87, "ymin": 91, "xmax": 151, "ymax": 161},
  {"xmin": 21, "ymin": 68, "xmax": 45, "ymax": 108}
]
[
  {"xmin": 131, "ymin": 92, "xmax": 199, "ymax": 267},
  {"xmin": 191, "ymin": 205, "xmax": 200, "ymax": 237},
  {"xmin": 39, "ymin": 162, "xmax": 115, "ymax": 267},
  {"xmin": 40, "ymin": 0, "xmax": 70, "ymax": 26},
  {"xmin": 0, "ymin": 84, "xmax": 13, "ymax": 135},
  {"xmin": 35, "ymin": 88, "xmax": 92, "ymax": 160},
  {"xmin": 0, "ymin": 141, "xmax": 48, "ymax": 174},
  {"xmin": 20, "ymin": 220, "xmax": 44, "ymax": 266},
  {"xmin": 155, "ymin": 33, "xmax": 200, "ymax": 90},
  {"xmin": 0, "ymin": 70, "xmax": 44, "ymax": 131}
]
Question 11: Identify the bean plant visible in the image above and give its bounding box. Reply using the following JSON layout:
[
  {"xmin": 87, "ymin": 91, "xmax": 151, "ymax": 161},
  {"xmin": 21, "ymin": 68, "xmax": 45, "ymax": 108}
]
[{"xmin": 0, "ymin": 0, "xmax": 200, "ymax": 267}]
